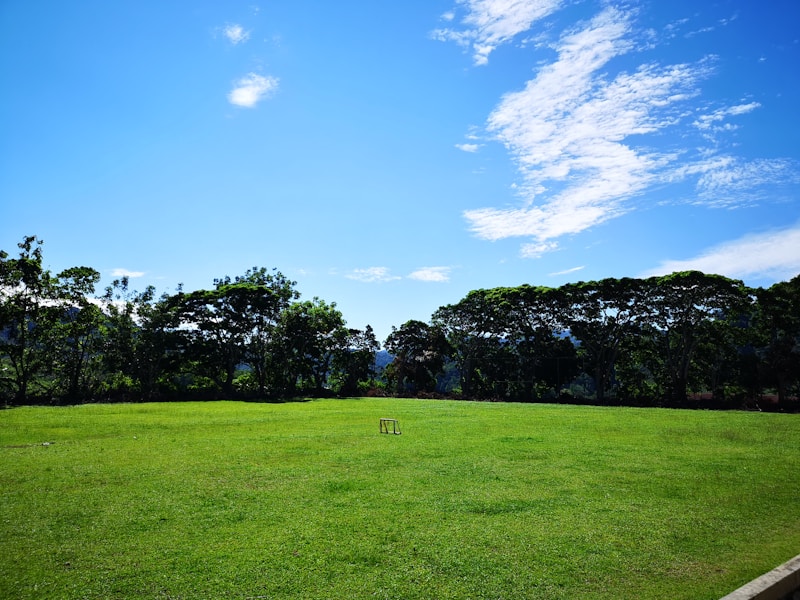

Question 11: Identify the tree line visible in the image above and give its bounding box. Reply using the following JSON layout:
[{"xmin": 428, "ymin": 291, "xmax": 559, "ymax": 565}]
[
  {"xmin": 386, "ymin": 271, "xmax": 799, "ymax": 410},
  {"xmin": 2, "ymin": 235, "xmax": 799, "ymax": 409},
  {"xmin": 1, "ymin": 236, "xmax": 379, "ymax": 404}
]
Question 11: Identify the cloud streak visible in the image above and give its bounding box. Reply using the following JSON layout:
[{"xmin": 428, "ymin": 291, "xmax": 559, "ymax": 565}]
[
  {"xmin": 346, "ymin": 267, "xmax": 401, "ymax": 283},
  {"xmin": 111, "ymin": 268, "xmax": 145, "ymax": 278},
  {"xmin": 694, "ymin": 101, "xmax": 760, "ymax": 132},
  {"xmin": 671, "ymin": 155, "xmax": 800, "ymax": 207},
  {"xmin": 433, "ymin": 0, "xmax": 564, "ymax": 65},
  {"xmin": 346, "ymin": 266, "xmax": 453, "ymax": 283},
  {"xmin": 549, "ymin": 266, "xmax": 585, "ymax": 276},
  {"xmin": 228, "ymin": 73, "xmax": 279, "ymax": 108},
  {"xmin": 408, "ymin": 267, "xmax": 452, "ymax": 282}
]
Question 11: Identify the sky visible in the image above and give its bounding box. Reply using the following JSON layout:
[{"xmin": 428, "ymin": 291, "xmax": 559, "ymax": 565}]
[{"xmin": 2, "ymin": 0, "xmax": 799, "ymax": 343}]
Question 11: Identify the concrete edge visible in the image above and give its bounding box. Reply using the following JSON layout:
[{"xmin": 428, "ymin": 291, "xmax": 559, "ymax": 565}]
[{"xmin": 720, "ymin": 554, "xmax": 800, "ymax": 600}]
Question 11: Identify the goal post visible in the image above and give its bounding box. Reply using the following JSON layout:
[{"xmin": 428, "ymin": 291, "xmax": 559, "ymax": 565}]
[{"xmin": 379, "ymin": 418, "xmax": 401, "ymax": 435}]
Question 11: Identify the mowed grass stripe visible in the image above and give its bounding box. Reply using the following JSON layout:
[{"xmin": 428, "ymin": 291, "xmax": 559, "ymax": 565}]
[{"xmin": 1, "ymin": 399, "xmax": 798, "ymax": 599}]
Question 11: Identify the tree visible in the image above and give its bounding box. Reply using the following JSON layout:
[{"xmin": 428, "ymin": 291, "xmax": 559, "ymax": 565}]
[
  {"xmin": 755, "ymin": 276, "xmax": 800, "ymax": 408},
  {"xmin": 490, "ymin": 285, "xmax": 571, "ymax": 401},
  {"xmin": 50, "ymin": 266, "xmax": 103, "ymax": 402},
  {"xmin": 432, "ymin": 289, "xmax": 502, "ymax": 398},
  {"xmin": 561, "ymin": 278, "xmax": 648, "ymax": 403},
  {"xmin": 174, "ymin": 268, "xmax": 298, "ymax": 397},
  {"xmin": 644, "ymin": 272, "xmax": 750, "ymax": 404},
  {"xmin": 235, "ymin": 268, "xmax": 298, "ymax": 397},
  {"xmin": 0, "ymin": 237, "xmax": 106, "ymax": 404},
  {"xmin": 686, "ymin": 307, "xmax": 755, "ymax": 406},
  {"xmin": 102, "ymin": 278, "xmax": 182, "ymax": 400},
  {"xmin": 331, "ymin": 325, "xmax": 380, "ymax": 396},
  {"xmin": 0, "ymin": 236, "xmax": 59, "ymax": 403},
  {"xmin": 384, "ymin": 320, "xmax": 450, "ymax": 394},
  {"xmin": 279, "ymin": 298, "xmax": 348, "ymax": 396}
]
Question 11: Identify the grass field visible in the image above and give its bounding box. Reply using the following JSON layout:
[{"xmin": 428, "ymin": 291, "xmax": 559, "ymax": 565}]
[{"xmin": 1, "ymin": 399, "xmax": 799, "ymax": 599}]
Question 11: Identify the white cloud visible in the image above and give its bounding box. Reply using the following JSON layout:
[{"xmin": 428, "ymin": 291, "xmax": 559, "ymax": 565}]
[
  {"xmin": 549, "ymin": 266, "xmax": 585, "ymax": 276},
  {"xmin": 642, "ymin": 225, "xmax": 800, "ymax": 281},
  {"xmin": 671, "ymin": 155, "xmax": 800, "ymax": 207},
  {"xmin": 693, "ymin": 101, "xmax": 760, "ymax": 135},
  {"xmin": 464, "ymin": 7, "xmax": 710, "ymax": 254},
  {"xmin": 346, "ymin": 267, "xmax": 401, "ymax": 283},
  {"xmin": 408, "ymin": 267, "xmax": 452, "ymax": 282},
  {"xmin": 111, "ymin": 268, "xmax": 145, "ymax": 278},
  {"xmin": 444, "ymin": 5, "xmax": 797, "ymax": 258},
  {"xmin": 433, "ymin": 0, "xmax": 565, "ymax": 65},
  {"xmin": 223, "ymin": 23, "xmax": 250, "ymax": 45},
  {"xmin": 520, "ymin": 240, "xmax": 559, "ymax": 258},
  {"xmin": 228, "ymin": 73, "xmax": 279, "ymax": 108}
]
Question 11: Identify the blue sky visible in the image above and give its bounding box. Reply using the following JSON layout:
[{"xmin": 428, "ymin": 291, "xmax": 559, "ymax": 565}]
[{"xmin": 2, "ymin": 0, "xmax": 799, "ymax": 342}]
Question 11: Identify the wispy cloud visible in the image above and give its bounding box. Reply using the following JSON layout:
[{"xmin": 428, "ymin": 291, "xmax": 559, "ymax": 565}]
[
  {"xmin": 520, "ymin": 240, "xmax": 559, "ymax": 258},
  {"xmin": 672, "ymin": 155, "xmax": 800, "ymax": 207},
  {"xmin": 642, "ymin": 225, "xmax": 800, "ymax": 281},
  {"xmin": 346, "ymin": 266, "xmax": 452, "ymax": 283},
  {"xmin": 458, "ymin": 6, "xmax": 797, "ymax": 257},
  {"xmin": 346, "ymin": 267, "xmax": 401, "ymax": 283},
  {"xmin": 455, "ymin": 143, "xmax": 481, "ymax": 153},
  {"xmin": 228, "ymin": 73, "xmax": 279, "ymax": 108},
  {"xmin": 432, "ymin": 0, "xmax": 565, "ymax": 65},
  {"xmin": 465, "ymin": 7, "xmax": 707, "ymax": 249},
  {"xmin": 549, "ymin": 265, "xmax": 585, "ymax": 276},
  {"xmin": 692, "ymin": 101, "xmax": 760, "ymax": 141},
  {"xmin": 223, "ymin": 23, "xmax": 250, "ymax": 45},
  {"xmin": 408, "ymin": 267, "xmax": 452, "ymax": 282},
  {"xmin": 694, "ymin": 101, "xmax": 760, "ymax": 129},
  {"xmin": 685, "ymin": 12, "xmax": 738, "ymax": 39},
  {"xmin": 111, "ymin": 268, "xmax": 145, "ymax": 278}
]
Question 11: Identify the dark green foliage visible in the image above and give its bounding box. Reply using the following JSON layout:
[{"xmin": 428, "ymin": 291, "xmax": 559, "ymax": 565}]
[
  {"xmin": 1, "ymin": 240, "xmax": 376, "ymax": 404},
  {"xmin": 101, "ymin": 279, "xmax": 184, "ymax": 401},
  {"xmin": 330, "ymin": 325, "xmax": 380, "ymax": 396},
  {"xmin": 1, "ymin": 236, "xmax": 797, "ymax": 408},
  {"xmin": 384, "ymin": 320, "xmax": 451, "ymax": 394},
  {"xmin": 278, "ymin": 298, "xmax": 347, "ymax": 396},
  {"xmin": 754, "ymin": 275, "xmax": 800, "ymax": 408},
  {"xmin": 429, "ymin": 272, "xmax": 796, "ymax": 408},
  {"xmin": 172, "ymin": 269, "xmax": 298, "ymax": 397},
  {"xmin": 0, "ymin": 237, "xmax": 103, "ymax": 404}
]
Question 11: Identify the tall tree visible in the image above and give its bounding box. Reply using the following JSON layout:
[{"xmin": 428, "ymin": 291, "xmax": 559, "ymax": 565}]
[
  {"xmin": 331, "ymin": 325, "xmax": 380, "ymax": 396},
  {"xmin": 432, "ymin": 289, "xmax": 503, "ymax": 398},
  {"xmin": 491, "ymin": 285, "xmax": 570, "ymax": 401},
  {"xmin": 561, "ymin": 278, "xmax": 648, "ymax": 403},
  {"xmin": 236, "ymin": 268, "xmax": 298, "ymax": 397},
  {"xmin": 279, "ymin": 298, "xmax": 347, "ymax": 396},
  {"xmin": 384, "ymin": 320, "xmax": 450, "ymax": 394},
  {"xmin": 0, "ymin": 236, "xmax": 58, "ymax": 403},
  {"xmin": 755, "ymin": 275, "xmax": 800, "ymax": 408},
  {"xmin": 173, "ymin": 268, "xmax": 298, "ymax": 397},
  {"xmin": 50, "ymin": 266, "xmax": 103, "ymax": 402},
  {"xmin": 644, "ymin": 271, "xmax": 750, "ymax": 404},
  {"xmin": 102, "ymin": 279, "xmax": 182, "ymax": 400}
]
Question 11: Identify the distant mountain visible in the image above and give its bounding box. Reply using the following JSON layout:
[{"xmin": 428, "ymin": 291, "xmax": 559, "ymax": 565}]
[{"xmin": 374, "ymin": 350, "xmax": 393, "ymax": 371}]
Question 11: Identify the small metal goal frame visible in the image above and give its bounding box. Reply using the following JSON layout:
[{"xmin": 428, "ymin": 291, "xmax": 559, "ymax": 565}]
[{"xmin": 379, "ymin": 418, "xmax": 401, "ymax": 435}]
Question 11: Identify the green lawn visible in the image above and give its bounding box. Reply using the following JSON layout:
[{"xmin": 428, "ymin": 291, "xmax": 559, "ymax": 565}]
[{"xmin": 1, "ymin": 399, "xmax": 798, "ymax": 599}]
